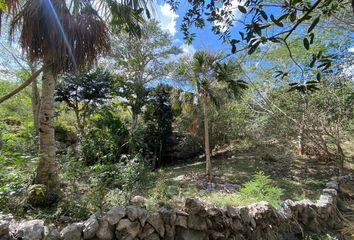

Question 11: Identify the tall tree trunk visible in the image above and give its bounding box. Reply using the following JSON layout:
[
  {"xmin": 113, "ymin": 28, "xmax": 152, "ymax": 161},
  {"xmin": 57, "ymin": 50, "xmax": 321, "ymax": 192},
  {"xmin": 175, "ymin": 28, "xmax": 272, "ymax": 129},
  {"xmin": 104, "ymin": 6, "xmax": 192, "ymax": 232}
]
[
  {"xmin": 31, "ymin": 66, "xmax": 60, "ymax": 206},
  {"xmin": 131, "ymin": 111, "xmax": 138, "ymax": 134},
  {"xmin": 29, "ymin": 63, "xmax": 41, "ymax": 137},
  {"xmin": 203, "ymin": 90, "xmax": 212, "ymax": 180},
  {"xmin": 298, "ymin": 94, "xmax": 308, "ymax": 155},
  {"xmin": 129, "ymin": 111, "xmax": 138, "ymax": 154},
  {"xmin": 31, "ymin": 79, "xmax": 41, "ymax": 136}
]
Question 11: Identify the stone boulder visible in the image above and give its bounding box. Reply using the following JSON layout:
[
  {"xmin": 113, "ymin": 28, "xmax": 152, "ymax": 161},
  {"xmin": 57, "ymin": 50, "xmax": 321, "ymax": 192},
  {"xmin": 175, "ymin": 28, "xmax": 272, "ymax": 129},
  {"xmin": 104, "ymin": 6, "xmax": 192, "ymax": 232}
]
[
  {"xmin": 43, "ymin": 224, "xmax": 60, "ymax": 240},
  {"xmin": 83, "ymin": 215, "xmax": 99, "ymax": 239},
  {"xmin": 15, "ymin": 219, "xmax": 45, "ymax": 240},
  {"xmin": 0, "ymin": 213, "xmax": 13, "ymax": 237},
  {"xmin": 104, "ymin": 207, "xmax": 126, "ymax": 226},
  {"xmin": 96, "ymin": 220, "xmax": 114, "ymax": 240},
  {"xmin": 130, "ymin": 196, "xmax": 147, "ymax": 208},
  {"xmin": 115, "ymin": 219, "xmax": 141, "ymax": 240},
  {"xmin": 147, "ymin": 213, "xmax": 165, "ymax": 237},
  {"xmin": 60, "ymin": 223, "xmax": 83, "ymax": 240}
]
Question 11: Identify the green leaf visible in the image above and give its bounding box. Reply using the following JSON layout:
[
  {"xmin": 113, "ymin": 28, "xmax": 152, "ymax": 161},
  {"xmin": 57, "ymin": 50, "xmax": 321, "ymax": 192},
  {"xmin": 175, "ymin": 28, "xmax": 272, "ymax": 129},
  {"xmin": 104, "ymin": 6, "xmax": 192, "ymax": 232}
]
[
  {"xmin": 238, "ymin": 5, "xmax": 247, "ymax": 14},
  {"xmin": 270, "ymin": 15, "xmax": 283, "ymax": 27},
  {"xmin": 303, "ymin": 38, "xmax": 310, "ymax": 50},
  {"xmin": 0, "ymin": 0, "xmax": 6, "ymax": 11},
  {"xmin": 310, "ymin": 55, "xmax": 316, "ymax": 68},
  {"xmin": 309, "ymin": 33, "xmax": 315, "ymax": 44},
  {"xmin": 260, "ymin": 10, "xmax": 268, "ymax": 20},
  {"xmin": 290, "ymin": 11, "xmax": 297, "ymax": 22},
  {"xmin": 248, "ymin": 41, "xmax": 261, "ymax": 55},
  {"xmin": 316, "ymin": 72, "xmax": 321, "ymax": 81},
  {"xmin": 308, "ymin": 17, "xmax": 320, "ymax": 33}
]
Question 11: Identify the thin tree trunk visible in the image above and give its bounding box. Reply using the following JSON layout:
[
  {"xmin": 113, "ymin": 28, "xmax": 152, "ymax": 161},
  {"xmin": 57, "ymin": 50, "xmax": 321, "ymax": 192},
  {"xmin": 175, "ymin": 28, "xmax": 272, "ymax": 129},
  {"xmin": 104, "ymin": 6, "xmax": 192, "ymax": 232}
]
[
  {"xmin": 131, "ymin": 111, "xmax": 138, "ymax": 134},
  {"xmin": 31, "ymin": 79, "xmax": 41, "ymax": 136},
  {"xmin": 203, "ymin": 90, "xmax": 212, "ymax": 180},
  {"xmin": 298, "ymin": 94, "xmax": 308, "ymax": 155},
  {"xmin": 129, "ymin": 111, "xmax": 138, "ymax": 154},
  {"xmin": 31, "ymin": 66, "xmax": 60, "ymax": 206},
  {"xmin": 28, "ymin": 62, "xmax": 41, "ymax": 137},
  {"xmin": 0, "ymin": 67, "xmax": 43, "ymax": 104},
  {"xmin": 298, "ymin": 124, "xmax": 305, "ymax": 155}
]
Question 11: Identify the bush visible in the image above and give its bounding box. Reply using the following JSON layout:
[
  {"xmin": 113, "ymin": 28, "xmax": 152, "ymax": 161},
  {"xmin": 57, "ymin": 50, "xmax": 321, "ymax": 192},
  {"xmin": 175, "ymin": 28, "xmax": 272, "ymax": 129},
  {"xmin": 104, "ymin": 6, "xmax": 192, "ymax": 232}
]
[
  {"xmin": 90, "ymin": 154, "xmax": 154, "ymax": 204},
  {"xmin": 238, "ymin": 171, "xmax": 283, "ymax": 207},
  {"xmin": 82, "ymin": 110, "xmax": 129, "ymax": 165}
]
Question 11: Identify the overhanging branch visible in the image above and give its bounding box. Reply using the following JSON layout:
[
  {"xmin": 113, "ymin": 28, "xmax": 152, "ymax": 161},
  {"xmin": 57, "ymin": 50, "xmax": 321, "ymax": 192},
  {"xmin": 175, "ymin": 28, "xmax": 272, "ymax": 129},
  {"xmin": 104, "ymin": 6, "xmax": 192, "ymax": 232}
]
[{"xmin": 0, "ymin": 66, "xmax": 43, "ymax": 104}]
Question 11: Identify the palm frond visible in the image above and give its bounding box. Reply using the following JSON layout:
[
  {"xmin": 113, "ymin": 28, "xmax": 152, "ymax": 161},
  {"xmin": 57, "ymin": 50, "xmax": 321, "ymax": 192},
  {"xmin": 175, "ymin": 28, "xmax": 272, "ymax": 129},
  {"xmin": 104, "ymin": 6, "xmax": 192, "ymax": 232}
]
[
  {"xmin": 0, "ymin": 0, "xmax": 18, "ymax": 32},
  {"xmin": 215, "ymin": 62, "xmax": 248, "ymax": 98},
  {"xmin": 11, "ymin": 0, "xmax": 110, "ymax": 74}
]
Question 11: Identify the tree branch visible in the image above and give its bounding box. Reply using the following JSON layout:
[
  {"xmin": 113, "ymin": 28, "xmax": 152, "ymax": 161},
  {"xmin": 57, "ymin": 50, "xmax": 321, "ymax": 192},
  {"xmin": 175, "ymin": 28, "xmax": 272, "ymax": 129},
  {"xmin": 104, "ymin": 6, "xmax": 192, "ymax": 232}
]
[{"xmin": 0, "ymin": 67, "xmax": 43, "ymax": 104}]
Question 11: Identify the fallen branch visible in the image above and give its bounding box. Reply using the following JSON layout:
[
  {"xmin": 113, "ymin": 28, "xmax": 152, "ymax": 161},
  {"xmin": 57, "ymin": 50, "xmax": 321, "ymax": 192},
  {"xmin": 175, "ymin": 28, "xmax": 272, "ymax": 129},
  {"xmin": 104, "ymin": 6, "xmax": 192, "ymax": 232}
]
[{"xmin": 0, "ymin": 66, "xmax": 43, "ymax": 104}]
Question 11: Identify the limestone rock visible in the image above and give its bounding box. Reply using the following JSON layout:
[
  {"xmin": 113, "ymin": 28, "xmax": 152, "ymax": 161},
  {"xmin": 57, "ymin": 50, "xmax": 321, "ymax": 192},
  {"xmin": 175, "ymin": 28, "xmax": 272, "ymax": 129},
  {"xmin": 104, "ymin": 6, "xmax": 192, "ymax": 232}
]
[
  {"xmin": 185, "ymin": 198, "xmax": 206, "ymax": 216},
  {"xmin": 96, "ymin": 220, "xmax": 114, "ymax": 240},
  {"xmin": 188, "ymin": 214, "xmax": 207, "ymax": 231},
  {"xmin": 16, "ymin": 220, "xmax": 45, "ymax": 240},
  {"xmin": 130, "ymin": 196, "xmax": 147, "ymax": 208},
  {"xmin": 147, "ymin": 213, "xmax": 165, "ymax": 237},
  {"xmin": 145, "ymin": 232, "xmax": 160, "ymax": 240},
  {"xmin": 175, "ymin": 215, "xmax": 188, "ymax": 228},
  {"xmin": 137, "ymin": 207, "xmax": 149, "ymax": 226},
  {"xmin": 159, "ymin": 208, "xmax": 176, "ymax": 225},
  {"xmin": 43, "ymin": 224, "xmax": 60, "ymax": 240},
  {"xmin": 60, "ymin": 223, "xmax": 82, "ymax": 240},
  {"xmin": 104, "ymin": 207, "xmax": 125, "ymax": 226},
  {"xmin": 116, "ymin": 219, "xmax": 141, "ymax": 240},
  {"xmin": 83, "ymin": 216, "xmax": 99, "ymax": 239},
  {"xmin": 139, "ymin": 223, "xmax": 155, "ymax": 239},
  {"xmin": 175, "ymin": 227, "xmax": 208, "ymax": 240},
  {"xmin": 0, "ymin": 214, "xmax": 13, "ymax": 236},
  {"xmin": 164, "ymin": 224, "xmax": 175, "ymax": 240},
  {"xmin": 225, "ymin": 205, "xmax": 240, "ymax": 219},
  {"xmin": 126, "ymin": 206, "xmax": 139, "ymax": 222}
]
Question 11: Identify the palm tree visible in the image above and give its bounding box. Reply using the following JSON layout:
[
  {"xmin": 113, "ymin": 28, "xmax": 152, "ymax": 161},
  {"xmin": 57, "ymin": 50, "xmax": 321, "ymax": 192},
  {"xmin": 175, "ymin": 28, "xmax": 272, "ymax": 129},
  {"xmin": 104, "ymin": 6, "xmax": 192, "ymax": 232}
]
[
  {"xmin": 1, "ymin": 0, "xmax": 151, "ymax": 206},
  {"xmin": 177, "ymin": 51, "xmax": 247, "ymax": 180}
]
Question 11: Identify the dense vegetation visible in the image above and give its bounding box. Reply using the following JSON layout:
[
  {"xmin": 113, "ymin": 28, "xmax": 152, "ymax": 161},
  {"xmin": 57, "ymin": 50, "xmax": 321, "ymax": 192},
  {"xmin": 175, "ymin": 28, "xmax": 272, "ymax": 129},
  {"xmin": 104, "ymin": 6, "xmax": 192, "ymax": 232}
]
[{"xmin": 0, "ymin": 0, "xmax": 353, "ymax": 239}]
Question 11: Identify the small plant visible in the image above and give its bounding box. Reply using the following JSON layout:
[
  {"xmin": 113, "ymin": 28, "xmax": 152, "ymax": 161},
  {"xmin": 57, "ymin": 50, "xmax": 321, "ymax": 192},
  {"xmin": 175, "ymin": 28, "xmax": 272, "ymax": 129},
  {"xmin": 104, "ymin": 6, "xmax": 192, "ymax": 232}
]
[
  {"xmin": 304, "ymin": 234, "xmax": 339, "ymax": 240},
  {"xmin": 238, "ymin": 171, "xmax": 283, "ymax": 207}
]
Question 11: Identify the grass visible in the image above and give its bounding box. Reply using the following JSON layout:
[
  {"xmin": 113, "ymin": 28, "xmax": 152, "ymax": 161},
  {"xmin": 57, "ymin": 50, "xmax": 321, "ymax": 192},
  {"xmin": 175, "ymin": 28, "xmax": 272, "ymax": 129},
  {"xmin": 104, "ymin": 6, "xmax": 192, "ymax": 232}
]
[{"xmin": 2, "ymin": 142, "xmax": 353, "ymax": 224}]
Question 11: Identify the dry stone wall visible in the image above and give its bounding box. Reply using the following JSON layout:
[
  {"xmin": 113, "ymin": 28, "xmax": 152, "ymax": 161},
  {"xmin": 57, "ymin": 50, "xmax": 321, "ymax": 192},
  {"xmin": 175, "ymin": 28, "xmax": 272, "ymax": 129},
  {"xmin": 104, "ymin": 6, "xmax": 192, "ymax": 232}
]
[{"xmin": 0, "ymin": 174, "xmax": 352, "ymax": 240}]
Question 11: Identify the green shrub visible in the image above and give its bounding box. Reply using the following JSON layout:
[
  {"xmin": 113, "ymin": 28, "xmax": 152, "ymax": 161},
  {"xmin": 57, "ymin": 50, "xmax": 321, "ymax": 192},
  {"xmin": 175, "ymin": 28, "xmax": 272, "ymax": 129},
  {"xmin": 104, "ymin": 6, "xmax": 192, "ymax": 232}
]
[
  {"xmin": 82, "ymin": 110, "xmax": 129, "ymax": 165},
  {"xmin": 238, "ymin": 171, "xmax": 283, "ymax": 207},
  {"xmin": 90, "ymin": 154, "xmax": 154, "ymax": 203},
  {"xmin": 304, "ymin": 234, "xmax": 339, "ymax": 240}
]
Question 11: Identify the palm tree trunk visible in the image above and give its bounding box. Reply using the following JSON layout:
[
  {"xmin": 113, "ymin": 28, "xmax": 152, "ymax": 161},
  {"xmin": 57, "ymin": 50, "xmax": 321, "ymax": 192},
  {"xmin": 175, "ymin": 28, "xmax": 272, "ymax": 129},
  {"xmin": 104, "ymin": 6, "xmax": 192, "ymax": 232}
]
[
  {"xmin": 203, "ymin": 90, "xmax": 212, "ymax": 180},
  {"xmin": 32, "ymin": 66, "xmax": 60, "ymax": 206}
]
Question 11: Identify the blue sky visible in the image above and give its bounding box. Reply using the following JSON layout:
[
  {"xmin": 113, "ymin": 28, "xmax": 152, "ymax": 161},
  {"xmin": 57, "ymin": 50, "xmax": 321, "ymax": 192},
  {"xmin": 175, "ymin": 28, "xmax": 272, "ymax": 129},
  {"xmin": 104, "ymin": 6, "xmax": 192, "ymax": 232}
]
[{"xmin": 153, "ymin": 0, "xmax": 246, "ymax": 55}]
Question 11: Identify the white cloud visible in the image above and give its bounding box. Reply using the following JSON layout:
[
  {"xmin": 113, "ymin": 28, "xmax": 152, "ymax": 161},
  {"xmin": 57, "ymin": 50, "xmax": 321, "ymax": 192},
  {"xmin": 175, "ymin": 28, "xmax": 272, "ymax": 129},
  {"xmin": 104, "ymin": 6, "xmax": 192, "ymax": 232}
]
[
  {"xmin": 180, "ymin": 43, "xmax": 196, "ymax": 57},
  {"xmin": 214, "ymin": 0, "xmax": 245, "ymax": 32},
  {"xmin": 348, "ymin": 46, "xmax": 354, "ymax": 53},
  {"xmin": 156, "ymin": 3, "xmax": 179, "ymax": 36}
]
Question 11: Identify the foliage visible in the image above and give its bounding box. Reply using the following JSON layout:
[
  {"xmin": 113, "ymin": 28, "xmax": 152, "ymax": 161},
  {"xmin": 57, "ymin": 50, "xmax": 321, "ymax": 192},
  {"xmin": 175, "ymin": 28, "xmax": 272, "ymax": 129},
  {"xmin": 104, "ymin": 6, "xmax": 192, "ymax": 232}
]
[
  {"xmin": 55, "ymin": 68, "xmax": 114, "ymax": 136},
  {"xmin": 304, "ymin": 234, "xmax": 339, "ymax": 240},
  {"xmin": 167, "ymin": 0, "xmax": 349, "ymax": 79},
  {"xmin": 238, "ymin": 171, "xmax": 283, "ymax": 207},
  {"xmin": 82, "ymin": 109, "xmax": 129, "ymax": 165},
  {"xmin": 143, "ymin": 84, "xmax": 174, "ymax": 167},
  {"xmin": 110, "ymin": 20, "xmax": 180, "ymax": 138}
]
